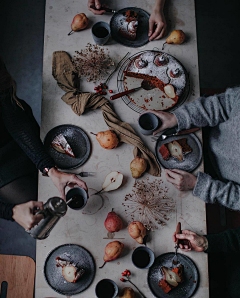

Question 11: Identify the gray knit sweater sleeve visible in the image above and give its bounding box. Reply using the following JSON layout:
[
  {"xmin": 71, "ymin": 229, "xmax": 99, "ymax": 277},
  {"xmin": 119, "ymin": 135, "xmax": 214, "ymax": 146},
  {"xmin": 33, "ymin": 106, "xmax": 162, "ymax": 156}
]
[
  {"xmin": 193, "ymin": 172, "xmax": 240, "ymax": 210},
  {"xmin": 172, "ymin": 87, "xmax": 239, "ymax": 131}
]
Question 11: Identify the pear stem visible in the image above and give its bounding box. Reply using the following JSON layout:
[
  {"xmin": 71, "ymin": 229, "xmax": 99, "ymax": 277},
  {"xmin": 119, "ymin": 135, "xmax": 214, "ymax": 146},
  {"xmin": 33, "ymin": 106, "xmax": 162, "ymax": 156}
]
[
  {"xmin": 90, "ymin": 132, "xmax": 97, "ymax": 136},
  {"xmin": 68, "ymin": 30, "xmax": 74, "ymax": 36},
  {"xmin": 99, "ymin": 261, "xmax": 106, "ymax": 269},
  {"xmin": 162, "ymin": 42, "xmax": 167, "ymax": 51},
  {"xmin": 111, "ymin": 208, "xmax": 114, "ymax": 212},
  {"xmin": 127, "ymin": 279, "xmax": 147, "ymax": 298}
]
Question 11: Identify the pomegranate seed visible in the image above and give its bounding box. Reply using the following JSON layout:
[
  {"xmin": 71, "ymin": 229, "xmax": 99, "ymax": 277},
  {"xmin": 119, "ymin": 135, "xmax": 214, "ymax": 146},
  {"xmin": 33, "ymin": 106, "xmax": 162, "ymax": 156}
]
[{"xmin": 109, "ymin": 90, "xmax": 113, "ymax": 93}]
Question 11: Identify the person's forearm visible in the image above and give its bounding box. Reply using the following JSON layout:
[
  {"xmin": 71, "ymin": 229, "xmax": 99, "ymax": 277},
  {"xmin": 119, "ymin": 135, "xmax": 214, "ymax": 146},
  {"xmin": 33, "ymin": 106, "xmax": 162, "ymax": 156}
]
[
  {"xmin": 205, "ymin": 226, "xmax": 240, "ymax": 253},
  {"xmin": 193, "ymin": 172, "xmax": 240, "ymax": 211},
  {"xmin": 0, "ymin": 200, "xmax": 15, "ymax": 220},
  {"xmin": 153, "ymin": 0, "xmax": 166, "ymax": 12},
  {"xmin": 0, "ymin": 89, "xmax": 55, "ymax": 172},
  {"xmin": 172, "ymin": 87, "xmax": 239, "ymax": 131}
]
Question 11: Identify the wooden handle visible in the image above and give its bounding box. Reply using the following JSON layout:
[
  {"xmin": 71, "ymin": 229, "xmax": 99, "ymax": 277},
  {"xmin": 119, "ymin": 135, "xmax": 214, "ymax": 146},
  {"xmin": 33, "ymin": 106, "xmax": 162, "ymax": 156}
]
[
  {"xmin": 110, "ymin": 87, "xmax": 140, "ymax": 100},
  {"xmin": 177, "ymin": 127, "xmax": 200, "ymax": 135},
  {"xmin": 176, "ymin": 222, "xmax": 181, "ymax": 245},
  {"xmin": 90, "ymin": 5, "xmax": 113, "ymax": 12}
]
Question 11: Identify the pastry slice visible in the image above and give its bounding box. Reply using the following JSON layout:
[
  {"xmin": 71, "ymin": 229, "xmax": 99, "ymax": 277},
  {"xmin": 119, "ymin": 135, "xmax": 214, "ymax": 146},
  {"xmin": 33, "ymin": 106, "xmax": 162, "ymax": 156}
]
[
  {"xmin": 167, "ymin": 141, "xmax": 184, "ymax": 161},
  {"xmin": 56, "ymin": 257, "xmax": 85, "ymax": 283},
  {"xmin": 51, "ymin": 134, "xmax": 75, "ymax": 158},
  {"xmin": 159, "ymin": 265, "xmax": 184, "ymax": 293},
  {"xmin": 159, "ymin": 144, "xmax": 170, "ymax": 160}
]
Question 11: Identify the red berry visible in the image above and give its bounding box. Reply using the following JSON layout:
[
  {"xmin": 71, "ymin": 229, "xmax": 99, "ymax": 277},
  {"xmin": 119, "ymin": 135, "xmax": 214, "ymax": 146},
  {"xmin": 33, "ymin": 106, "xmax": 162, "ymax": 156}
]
[
  {"xmin": 94, "ymin": 87, "xmax": 98, "ymax": 90},
  {"xmin": 120, "ymin": 278, "xmax": 125, "ymax": 282},
  {"xmin": 109, "ymin": 90, "xmax": 113, "ymax": 93},
  {"xmin": 96, "ymin": 90, "xmax": 100, "ymax": 93},
  {"xmin": 104, "ymin": 85, "xmax": 108, "ymax": 89},
  {"xmin": 102, "ymin": 91, "xmax": 107, "ymax": 95},
  {"xmin": 100, "ymin": 83, "xmax": 103, "ymax": 86},
  {"xmin": 99, "ymin": 88, "xmax": 102, "ymax": 91},
  {"xmin": 127, "ymin": 271, "xmax": 131, "ymax": 276},
  {"xmin": 121, "ymin": 273, "xmax": 125, "ymax": 276}
]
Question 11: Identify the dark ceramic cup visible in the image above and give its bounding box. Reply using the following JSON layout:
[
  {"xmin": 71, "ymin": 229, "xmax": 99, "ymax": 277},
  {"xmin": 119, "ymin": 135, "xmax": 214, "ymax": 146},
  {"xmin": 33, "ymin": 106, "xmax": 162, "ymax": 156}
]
[
  {"xmin": 138, "ymin": 112, "xmax": 160, "ymax": 135},
  {"xmin": 95, "ymin": 279, "xmax": 118, "ymax": 298},
  {"xmin": 66, "ymin": 187, "xmax": 88, "ymax": 210},
  {"xmin": 132, "ymin": 246, "xmax": 155, "ymax": 269},
  {"xmin": 92, "ymin": 21, "xmax": 111, "ymax": 45}
]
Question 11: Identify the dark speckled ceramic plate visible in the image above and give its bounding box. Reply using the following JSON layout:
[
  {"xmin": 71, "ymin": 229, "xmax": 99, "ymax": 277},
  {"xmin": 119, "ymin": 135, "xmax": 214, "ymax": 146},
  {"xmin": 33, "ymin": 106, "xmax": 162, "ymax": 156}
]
[
  {"xmin": 148, "ymin": 253, "xmax": 199, "ymax": 298},
  {"xmin": 155, "ymin": 133, "xmax": 202, "ymax": 172},
  {"xmin": 44, "ymin": 125, "xmax": 91, "ymax": 170},
  {"xmin": 110, "ymin": 7, "xmax": 150, "ymax": 48},
  {"xmin": 44, "ymin": 244, "xmax": 96, "ymax": 296}
]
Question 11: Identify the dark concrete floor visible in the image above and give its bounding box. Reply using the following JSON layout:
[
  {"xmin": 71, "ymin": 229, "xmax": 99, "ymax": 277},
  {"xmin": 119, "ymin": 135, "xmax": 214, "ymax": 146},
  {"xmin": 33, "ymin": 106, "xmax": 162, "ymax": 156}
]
[{"xmin": 0, "ymin": 0, "xmax": 240, "ymax": 296}]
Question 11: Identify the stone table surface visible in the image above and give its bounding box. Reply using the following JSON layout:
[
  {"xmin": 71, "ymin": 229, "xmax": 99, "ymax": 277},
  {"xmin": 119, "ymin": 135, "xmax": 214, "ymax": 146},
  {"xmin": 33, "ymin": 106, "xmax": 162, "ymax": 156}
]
[{"xmin": 36, "ymin": 0, "xmax": 209, "ymax": 297}]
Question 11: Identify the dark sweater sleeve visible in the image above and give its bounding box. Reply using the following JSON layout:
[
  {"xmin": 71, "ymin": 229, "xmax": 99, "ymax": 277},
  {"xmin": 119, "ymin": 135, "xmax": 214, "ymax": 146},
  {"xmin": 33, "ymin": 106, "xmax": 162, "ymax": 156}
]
[
  {"xmin": 0, "ymin": 201, "xmax": 15, "ymax": 220},
  {"xmin": 0, "ymin": 88, "xmax": 55, "ymax": 172},
  {"xmin": 205, "ymin": 226, "xmax": 240, "ymax": 253},
  {"xmin": 172, "ymin": 87, "xmax": 240, "ymax": 131}
]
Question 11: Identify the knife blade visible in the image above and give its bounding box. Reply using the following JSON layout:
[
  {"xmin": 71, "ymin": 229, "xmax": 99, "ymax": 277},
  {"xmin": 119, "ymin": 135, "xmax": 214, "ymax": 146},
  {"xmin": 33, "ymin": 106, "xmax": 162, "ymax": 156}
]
[{"xmin": 90, "ymin": 5, "xmax": 116, "ymax": 13}]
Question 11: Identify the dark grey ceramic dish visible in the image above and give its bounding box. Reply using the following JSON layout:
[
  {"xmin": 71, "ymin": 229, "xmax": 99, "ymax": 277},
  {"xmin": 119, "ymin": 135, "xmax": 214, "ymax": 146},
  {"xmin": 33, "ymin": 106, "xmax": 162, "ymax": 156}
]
[
  {"xmin": 148, "ymin": 252, "xmax": 199, "ymax": 298},
  {"xmin": 44, "ymin": 124, "xmax": 91, "ymax": 170},
  {"xmin": 155, "ymin": 133, "xmax": 202, "ymax": 172},
  {"xmin": 44, "ymin": 244, "xmax": 96, "ymax": 296},
  {"xmin": 110, "ymin": 7, "xmax": 150, "ymax": 48}
]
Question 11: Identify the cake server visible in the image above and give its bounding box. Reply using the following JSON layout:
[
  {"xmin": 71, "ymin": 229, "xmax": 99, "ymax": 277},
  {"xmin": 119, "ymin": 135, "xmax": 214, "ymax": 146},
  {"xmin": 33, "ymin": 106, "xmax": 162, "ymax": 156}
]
[
  {"xmin": 172, "ymin": 222, "xmax": 181, "ymax": 268},
  {"xmin": 151, "ymin": 127, "xmax": 200, "ymax": 142},
  {"xmin": 110, "ymin": 80, "xmax": 155, "ymax": 100},
  {"xmin": 63, "ymin": 171, "xmax": 96, "ymax": 177}
]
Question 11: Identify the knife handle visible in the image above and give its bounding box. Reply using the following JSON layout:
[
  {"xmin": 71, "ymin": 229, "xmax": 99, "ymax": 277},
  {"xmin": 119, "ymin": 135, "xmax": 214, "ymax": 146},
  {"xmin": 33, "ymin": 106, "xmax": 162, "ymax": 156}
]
[
  {"xmin": 175, "ymin": 222, "xmax": 181, "ymax": 246},
  {"xmin": 90, "ymin": 5, "xmax": 113, "ymax": 12},
  {"xmin": 110, "ymin": 87, "xmax": 140, "ymax": 100},
  {"xmin": 177, "ymin": 127, "xmax": 200, "ymax": 135}
]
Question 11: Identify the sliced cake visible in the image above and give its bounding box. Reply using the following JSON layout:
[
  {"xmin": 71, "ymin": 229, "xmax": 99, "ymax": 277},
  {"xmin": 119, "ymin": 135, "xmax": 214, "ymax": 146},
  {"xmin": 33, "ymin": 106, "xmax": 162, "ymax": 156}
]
[
  {"xmin": 159, "ymin": 265, "xmax": 184, "ymax": 293},
  {"xmin": 159, "ymin": 144, "xmax": 171, "ymax": 160},
  {"xmin": 56, "ymin": 257, "xmax": 85, "ymax": 283},
  {"xmin": 167, "ymin": 138, "xmax": 192, "ymax": 162},
  {"xmin": 51, "ymin": 134, "xmax": 75, "ymax": 158},
  {"xmin": 119, "ymin": 10, "xmax": 138, "ymax": 41}
]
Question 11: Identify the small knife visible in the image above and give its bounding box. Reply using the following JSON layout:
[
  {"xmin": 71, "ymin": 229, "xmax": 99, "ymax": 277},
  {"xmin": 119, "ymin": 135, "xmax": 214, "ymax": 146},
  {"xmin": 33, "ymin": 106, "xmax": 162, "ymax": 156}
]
[
  {"xmin": 90, "ymin": 5, "xmax": 116, "ymax": 13},
  {"xmin": 151, "ymin": 127, "xmax": 200, "ymax": 142}
]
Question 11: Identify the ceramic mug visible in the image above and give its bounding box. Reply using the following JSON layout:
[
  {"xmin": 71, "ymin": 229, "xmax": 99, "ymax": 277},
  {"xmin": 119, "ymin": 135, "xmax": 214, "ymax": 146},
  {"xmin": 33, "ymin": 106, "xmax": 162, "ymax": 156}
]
[
  {"xmin": 138, "ymin": 112, "xmax": 160, "ymax": 135},
  {"xmin": 132, "ymin": 246, "xmax": 155, "ymax": 269},
  {"xmin": 66, "ymin": 187, "xmax": 88, "ymax": 210},
  {"xmin": 95, "ymin": 279, "xmax": 118, "ymax": 298},
  {"xmin": 92, "ymin": 21, "xmax": 111, "ymax": 45}
]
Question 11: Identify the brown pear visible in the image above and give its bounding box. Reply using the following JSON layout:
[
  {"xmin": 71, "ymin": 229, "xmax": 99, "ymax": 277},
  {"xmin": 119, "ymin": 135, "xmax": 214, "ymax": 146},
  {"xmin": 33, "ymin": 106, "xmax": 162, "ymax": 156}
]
[
  {"xmin": 94, "ymin": 130, "xmax": 119, "ymax": 149},
  {"xmin": 130, "ymin": 157, "xmax": 147, "ymax": 178},
  {"xmin": 104, "ymin": 210, "xmax": 123, "ymax": 233},
  {"xmin": 128, "ymin": 221, "xmax": 147, "ymax": 244},
  {"xmin": 100, "ymin": 241, "xmax": 124, "ymax": 268},
  {"xmin": 68, "ymin": 13, "xmax": 89, "ymax": 35},
  {"xmin": 166, "ymin": 30, "xmax": 185, "ymax": 45},
  {"xmin": 120, "ymin": 287, "xmax": 135, "ymax": 298}
]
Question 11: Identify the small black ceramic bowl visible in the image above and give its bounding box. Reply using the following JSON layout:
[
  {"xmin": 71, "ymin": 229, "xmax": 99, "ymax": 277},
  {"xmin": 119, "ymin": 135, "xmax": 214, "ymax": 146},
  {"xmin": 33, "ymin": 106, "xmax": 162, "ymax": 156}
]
[{"xmin": 132, "ymin": 246, "xmax": 155, "ymax": 269}]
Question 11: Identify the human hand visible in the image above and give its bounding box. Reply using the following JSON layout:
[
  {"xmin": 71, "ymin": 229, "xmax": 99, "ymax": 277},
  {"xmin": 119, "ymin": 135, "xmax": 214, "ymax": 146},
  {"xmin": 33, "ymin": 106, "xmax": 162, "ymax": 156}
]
[
  {"xmin": 165, "ymin": 169, "xmax": 197, "ymax": 191},
  {"xmin": 48, "ymin": 168, "xmax": 88, "ymax": 200},
  {"xmin": 12, "ymin": 201, "xmax": 44, "ymax": 230},
  {"xmin": 88, "ymin": 0, "xmax": 106, "ymax": 15},
  {"xmin": 149, "ymin": 9, "xmax": 167, "ymax": 41},
  {"xmin": 140, "ymin": 110, "xmax": 177, "ymax": 135},
  {"xmin": 173, "ymin": 229, "xmax": 208, "ymax": 252}
]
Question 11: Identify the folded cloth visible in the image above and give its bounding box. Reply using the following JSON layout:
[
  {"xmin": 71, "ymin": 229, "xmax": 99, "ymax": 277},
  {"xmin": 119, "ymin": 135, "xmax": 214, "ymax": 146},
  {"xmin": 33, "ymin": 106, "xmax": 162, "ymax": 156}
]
[{"xmin": 52, "ymin": 51, "xmax": 161, "ymax": 177}]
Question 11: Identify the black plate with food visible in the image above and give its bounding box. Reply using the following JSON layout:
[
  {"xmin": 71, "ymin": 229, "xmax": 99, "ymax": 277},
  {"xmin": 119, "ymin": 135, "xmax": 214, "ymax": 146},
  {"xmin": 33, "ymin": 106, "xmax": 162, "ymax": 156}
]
[
  {"xmin": 44, "ymin": 124, "xmax": 91, "ymax": 170},
  {"xmin": 44, "ymin": 244, "xmax": 96, "ymax": 296},
  {"xmin": 110, "ymin": 7, "xmax": 150, "ymax": 48},
  {"xmin": 148, "ymin": 252, "xmax": 199, "ymax": 298},
  {"xmin": 155, "ymin": 133, "xmax": 202, "ymax": 172}
]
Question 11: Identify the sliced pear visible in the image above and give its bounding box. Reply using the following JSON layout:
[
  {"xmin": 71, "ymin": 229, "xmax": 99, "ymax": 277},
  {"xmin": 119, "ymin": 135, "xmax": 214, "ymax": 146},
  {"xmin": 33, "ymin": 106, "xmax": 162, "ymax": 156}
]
[
  {"xmin": 62, "ymin": 265, "xmax": 77, "ymax": 283},
  {"xmin": 161, "ymin": 267, "xmax": 178, "ymax": 287},
  {"xmin": 164, "ymin": 84, "xmax": 177, "ymax": 99},
  {"xmin": 102, "ymin": 171, "xmax": 123, "ymax": 192}
]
